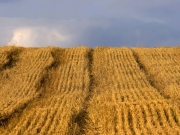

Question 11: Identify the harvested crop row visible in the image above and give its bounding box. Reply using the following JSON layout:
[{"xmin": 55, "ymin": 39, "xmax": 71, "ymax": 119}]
[
  {"xmin": 0, "ymin": 47, "xmax": 11, "ymax": 69},
  {"xmin": 1, "ymin": 47, "xmax": 91, "ymax": 135},
  {"xmin": 1, "ymin": 46, "xmax": 180, "ymax": 135},
  {"xmin": 132, "ymin": 47, "xmax": 180, "ymax": 102},
  {"xmin": 0, "ymin": 46, "xmax": 21, "ymax": 70},
  {"xmin": 0, "ymin": 47, "xmax": 54, "ymax": 122},
  {"xmin": 85, "ymin": 47, "xmax": 180, "ymax": 135}
]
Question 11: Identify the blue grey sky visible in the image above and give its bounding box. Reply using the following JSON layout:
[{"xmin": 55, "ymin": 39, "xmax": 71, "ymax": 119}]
[{"xmin": 0, "ymin": 0, "xmax": 180, "ymax": 48}]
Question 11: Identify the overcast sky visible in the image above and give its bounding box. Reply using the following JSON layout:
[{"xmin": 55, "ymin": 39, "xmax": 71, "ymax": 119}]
[{"xmin": 0, "ymin": 0, "xmax": 180, "ymax": 48}]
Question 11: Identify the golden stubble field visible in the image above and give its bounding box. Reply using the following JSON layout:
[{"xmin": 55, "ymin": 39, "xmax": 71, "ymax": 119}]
[{"xmin": 0, "ymin": 46, "xmax": 180, "ymax": 135}]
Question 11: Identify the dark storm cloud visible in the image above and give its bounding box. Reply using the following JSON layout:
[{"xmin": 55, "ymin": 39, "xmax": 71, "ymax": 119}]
[
  {"xmin": 80, "ymin": 17, "xmax": 180, "ymax": 47},
  {"xmin": 0, "ymin": 0, "xmax": 20, "ymax": 3},
  {"xmin": 0, "ymin": 0, "xmax": 180, "ymax": 47}
]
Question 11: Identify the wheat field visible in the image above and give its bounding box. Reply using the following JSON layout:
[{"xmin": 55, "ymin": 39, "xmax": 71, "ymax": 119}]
[{"xmin": 0, "ymin": 46, "xmax": 180, "ymax": 135}]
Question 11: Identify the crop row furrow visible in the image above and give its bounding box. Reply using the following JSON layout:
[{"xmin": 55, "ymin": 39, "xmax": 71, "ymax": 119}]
[
  {"xmin": 85, "ymin": 47, "xmax": 180, "ymax": 134},
  {"xmin": 0, "ymin": 47, "xmax": 91, "ymax": 134},
  {"xmin": 132, "ymin": 47, "xmax": 180, "ymax": 103},
  {"xmin": 0, "ymin": 48, "xmax": 54, "ymax": 122},
  {"xmin": 1, "ymin": 46, "xmax": 180, "ymax": 134}
]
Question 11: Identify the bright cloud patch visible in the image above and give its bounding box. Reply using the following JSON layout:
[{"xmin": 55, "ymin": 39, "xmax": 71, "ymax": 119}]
[
  {"xmin": 8, "ymin": 28, "xmax": 36, "ymax": 47},
  {"xmin": 8, "ymin": 27, "xmax": 69, "ymax": 47}
]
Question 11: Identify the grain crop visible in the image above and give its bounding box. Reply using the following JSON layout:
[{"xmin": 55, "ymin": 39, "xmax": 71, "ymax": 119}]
[
  {"xmin": 0, "ymin": 46, "xmax": 91, "ymax": 134},
  {"xmin": 132, "ymin": 47, "xmax": 180, "ymax": 104},
  {"xmin": 0, "ymin": 47, "xmax": 54, "ymax": 121},
  {"xmin": 0, "ymin": 46, "xmax": 180, "ymax": 135},
  {"xmin": 84, "ymin": 47, "xmax": 180, "ymax": 135},
  {"xmin": 0, "ymin": 46, "xmax": 20, "ymax": 70}
]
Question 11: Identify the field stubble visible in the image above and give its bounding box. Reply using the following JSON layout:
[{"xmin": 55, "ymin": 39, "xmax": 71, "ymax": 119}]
[
  {"xmin": 0, "ymin": 46, "xmax": 91, "ymax": 134},
  {"xmin": 0, "ymin": 46, "xmax": 180, "ymax": 135},
  {"xmin": 84, "ymin": 47, "xmax": 180, "ymax": 135},
  {"xmin": 132, "ymin": 47, "xmax": 180, "ymax": 106}
]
